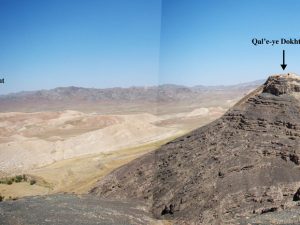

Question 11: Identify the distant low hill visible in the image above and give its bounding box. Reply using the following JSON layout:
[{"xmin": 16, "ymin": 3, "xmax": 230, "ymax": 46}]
[{"xmin": 0, "ymin": 81, "xmax": 263, "ymax": 114}]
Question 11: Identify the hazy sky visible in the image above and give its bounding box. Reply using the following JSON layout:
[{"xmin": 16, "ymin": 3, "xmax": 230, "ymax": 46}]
[{"xmin": 1, "ymin": 0, "xmax": 300, "ymax": 94}]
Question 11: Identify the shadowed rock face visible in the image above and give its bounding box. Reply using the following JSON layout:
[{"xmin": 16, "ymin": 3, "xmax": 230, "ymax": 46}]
[{"xmin": 91, "ymin": 74, "xmax": 300, "ymax": 224}]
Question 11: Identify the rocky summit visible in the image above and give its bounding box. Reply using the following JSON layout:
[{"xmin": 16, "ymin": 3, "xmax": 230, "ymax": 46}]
[{"xmin": 91, "ymin": 74, "xmax": 300, "ymax": 224}]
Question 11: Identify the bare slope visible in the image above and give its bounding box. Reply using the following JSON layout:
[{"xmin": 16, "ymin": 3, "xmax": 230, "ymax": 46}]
[
  {"xmin": 0, "ymin": 111, "xmax": 179, "ymax": 173},
  {"xmin": 91, "ymin": 74, "xmax": 300, "ymax": 224},
  {"xmin": 0, "ymin": 194, "xmax": 167, "ymax": 225}
]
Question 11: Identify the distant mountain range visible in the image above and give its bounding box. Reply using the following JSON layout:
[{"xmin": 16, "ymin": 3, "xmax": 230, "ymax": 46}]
[{"xmin": 0, "ymin": 80, "xmax": 264, "ymax": 113}]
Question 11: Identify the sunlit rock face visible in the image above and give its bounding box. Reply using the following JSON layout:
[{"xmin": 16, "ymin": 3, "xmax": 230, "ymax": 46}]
[{"xmin": 263, "ymin": 73, "xmax": 300, "ymax": 96}]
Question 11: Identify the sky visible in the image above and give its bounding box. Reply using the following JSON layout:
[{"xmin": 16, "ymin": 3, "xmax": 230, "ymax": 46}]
[
  {"xmin": 0, "ymin": 0, "xmax": 162, "ymax": 94},
  {"xmin": 1, "ymin": 0, "xmax": 300, "ymax": 94},
  {"xmin": 159, "ymin": 0, "xmax": 300, "ymax": 86}
]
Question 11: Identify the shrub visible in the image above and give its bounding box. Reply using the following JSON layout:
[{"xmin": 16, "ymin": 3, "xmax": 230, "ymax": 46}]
[
  {"xmin": 30, "ymin": 180, "xmax": 36, "ymax": 185},
  {"xmin": 0, "ymin": 175, "xmax": 27, "ymax": 185},
  {"xmin": 15, "ymin": 175, "xmax": 23, "ymax": 183}
]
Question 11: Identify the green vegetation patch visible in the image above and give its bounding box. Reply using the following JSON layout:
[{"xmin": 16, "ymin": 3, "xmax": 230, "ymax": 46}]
[{"xmin": 0, "ymin": 174, "xmax": 35, "ymax": 186}]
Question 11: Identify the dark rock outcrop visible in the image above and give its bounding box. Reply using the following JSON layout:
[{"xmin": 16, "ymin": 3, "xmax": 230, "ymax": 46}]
[
  {"xmin": 293, "ymin": 187, "xmax": 300, "ymax": 201},
  {"xmin": 263, "ymin": 74, "xmax": 300, "ymax": 96},
  {"xmin": 91, "ymin": 74, "xmax": 300, "ymax": 224}
]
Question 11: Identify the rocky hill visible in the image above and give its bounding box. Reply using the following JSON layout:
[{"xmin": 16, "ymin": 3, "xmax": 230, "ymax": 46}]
[{"xmin": 90, "ymin": 74, "xmax": 300, "ymax": 224}]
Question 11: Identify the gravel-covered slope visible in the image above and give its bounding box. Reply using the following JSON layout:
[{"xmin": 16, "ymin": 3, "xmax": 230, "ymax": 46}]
[{"xmin": 0, "ymin": 194, "xmax": 161, "ymax": 225}]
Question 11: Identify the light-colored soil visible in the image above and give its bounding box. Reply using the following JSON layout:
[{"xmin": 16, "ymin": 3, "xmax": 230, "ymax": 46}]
[
  {"xmin": 0, "ymin": 105, "xmax": 230, "ymax": 199},
  {"xmin": 30, "ymin": 137, "xmax": 179, "ymax": 194},
  {"xmin": 0, "ymin": 182, "xmax": 50, "ymax": 200},
  {"xmin": 0, "ymin": 137, "xmax": 181, "ymax": 200},
  {"xmin": 0, "ymin": 111, "xmax": 180, "ymax": 173}
]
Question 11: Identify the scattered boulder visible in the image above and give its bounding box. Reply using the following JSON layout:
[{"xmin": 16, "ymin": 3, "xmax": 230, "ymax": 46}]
[
  {"xmin": 293, "ymin": 188, "xmax": 300, "ymax": 201},
  {"xmin": 161, "ymin": 204, "xmax": 175, "ymax": 215}
]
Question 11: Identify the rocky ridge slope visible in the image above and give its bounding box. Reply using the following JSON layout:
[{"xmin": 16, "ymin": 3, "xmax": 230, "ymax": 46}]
[{"xmin": 90, "ymin": 74, "xmax": 300, "ymax": 224}]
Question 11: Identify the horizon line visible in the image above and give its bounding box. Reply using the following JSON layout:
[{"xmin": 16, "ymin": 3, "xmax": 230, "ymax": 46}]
[{"xmin": 0, "ymin": 79, "xmax": 265, "ymax": 96}]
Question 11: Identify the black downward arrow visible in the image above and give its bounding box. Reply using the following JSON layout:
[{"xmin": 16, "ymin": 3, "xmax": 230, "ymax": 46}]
[{"xmin": 281, "ymin": 50, "xmax": 287, "ymax": 70}]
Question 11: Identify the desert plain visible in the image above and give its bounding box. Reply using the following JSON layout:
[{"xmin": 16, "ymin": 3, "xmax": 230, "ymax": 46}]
[{"xmin": 0, "ymin": 83, "xmax": 258, "ymax": 200}]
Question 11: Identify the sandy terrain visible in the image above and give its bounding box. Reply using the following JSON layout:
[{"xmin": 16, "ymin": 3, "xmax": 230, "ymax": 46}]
[{"xmin": 0, "ymin": 111, "xmax": 177, "ymax": 172}]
